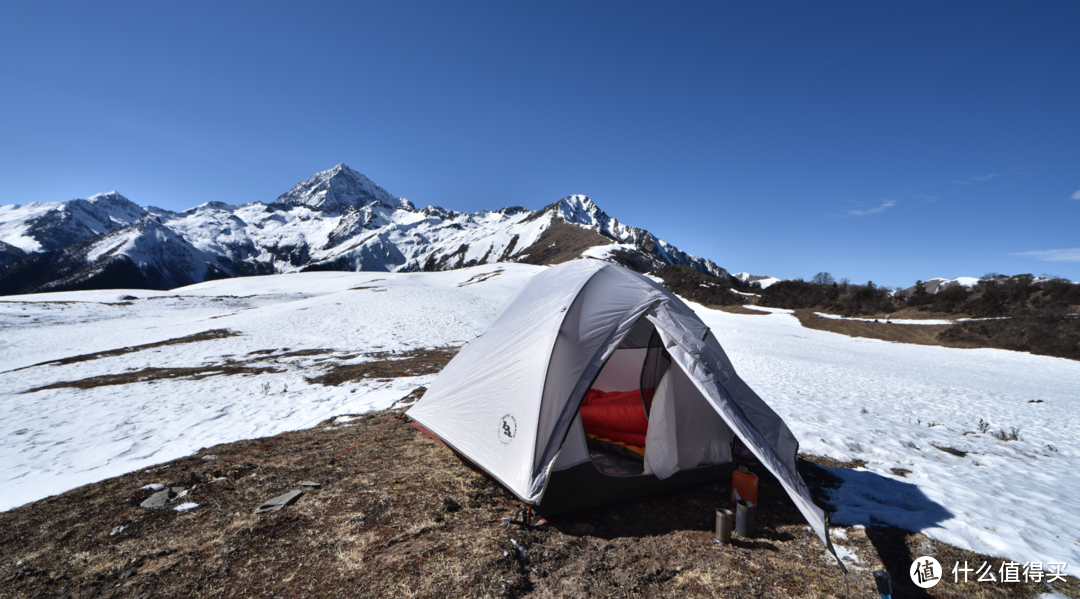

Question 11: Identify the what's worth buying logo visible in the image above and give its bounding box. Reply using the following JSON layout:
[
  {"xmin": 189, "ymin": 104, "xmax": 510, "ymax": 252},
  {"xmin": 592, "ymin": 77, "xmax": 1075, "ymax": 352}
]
[{"xmin": 910, "ymin": 556, "xmax": 942, "ymax": 588}]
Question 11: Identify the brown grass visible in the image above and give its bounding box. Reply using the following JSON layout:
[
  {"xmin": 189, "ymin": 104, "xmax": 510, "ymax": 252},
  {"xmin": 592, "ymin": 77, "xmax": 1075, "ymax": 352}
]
[
  {"xmin": 19, "ymin": 345, "xmax": 451, "ymax": 395},
  {"xmin": 23, "ymin": 364, "xmax": 284, "ymax": 393},
  {"xmin": 792, "ymin": 309, "xmax": 981, "ymax": 348},
  {"xmin": 516, "ymin": 219, "xmax": 611, "ymax": 266},
  {"xmin": 715, "ymin": 305, "xmax": 771, "ymax": 316},
  {"xmin": 2, "ymin": 329, "xmax": 241, "ymax": 374},
  {"xmin": 306, "ymin": 346, "xmax": 460, "ymax": 387},
  {"xmin": 458, "ymin": 269, "xmax": 505, "ymax": 287}
]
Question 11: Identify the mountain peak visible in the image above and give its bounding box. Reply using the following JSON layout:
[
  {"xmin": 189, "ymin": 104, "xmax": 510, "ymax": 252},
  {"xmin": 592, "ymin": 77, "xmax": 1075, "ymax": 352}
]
[
  {"xmin": 274, "ymin": 165, "xmax": 414, "ymax": 213},
  {"xmin": 87, "ymin": 191, "xmax": 131, "ymax": 204},
  {"xmin": 82, "ymin": 191, "xmax": 147, "ymax": 225},
  {"xmin": 556, "ymin": 194, "xmax": 607, "ymax": 228}
]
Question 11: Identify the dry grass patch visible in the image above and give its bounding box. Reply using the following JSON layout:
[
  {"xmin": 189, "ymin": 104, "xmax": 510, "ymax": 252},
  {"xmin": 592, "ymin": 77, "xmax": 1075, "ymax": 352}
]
[
  {"xmin": 516, "ymin": 219, "xmax": 612, "ymax": 266},
  {"xmin": 3, "ymin": 329, "xmax": 241, "ymax": 374},
  {"xmin": 715, "ymin": 305, "xmax": 771, "ymax": 316},
  {"xmin": 792, "ymin": 309, "xmax": 979, "ymax": 348},
  {"xmin": 458, "ymin": 269, "xmax": 504, "ymax": 287},
  {"xmin": 23, "ymin": 364, "xmax": 283, "ymax": 393},
  {"xmin": 307, "ymin": 346, "xmax": 460, "ymax": 387}
]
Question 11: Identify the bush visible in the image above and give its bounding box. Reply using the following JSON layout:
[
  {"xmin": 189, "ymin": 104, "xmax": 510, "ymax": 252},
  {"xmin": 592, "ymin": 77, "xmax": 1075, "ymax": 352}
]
[
  {"xmin": 930, "ymin": 284, "xmax": 969, "ymax": 314},
  {"xmin": 825, "ymin": 281, "xmax": 898, "ymax": 317},
  {"xmin": 937, "ymin": 313, "xmax": 1080, "ymax": 361},
  {"xmin": 652, "ymin": 265, "xmax": 742, "ymax": 307},
  {"xmin": 759, "ymin": 280, "xmax": 828, "ymax": 309}
]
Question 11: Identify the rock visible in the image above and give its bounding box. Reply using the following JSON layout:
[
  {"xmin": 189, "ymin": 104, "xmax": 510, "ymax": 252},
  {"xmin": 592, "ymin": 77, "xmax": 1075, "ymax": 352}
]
[
  {"xmin": 140, "ymin": 487, "xmax": 186, "ymax": 509},
  {"xmin": 256, "ymin": 490, "xmax": 304, "ymax": 513},
  {"xmin": 299, "ymin": 481, "xmax": 322, "ymax": 488},
  {"xmin": 443, "ymin": 497, "xmax": 461, "ymax": 513}
]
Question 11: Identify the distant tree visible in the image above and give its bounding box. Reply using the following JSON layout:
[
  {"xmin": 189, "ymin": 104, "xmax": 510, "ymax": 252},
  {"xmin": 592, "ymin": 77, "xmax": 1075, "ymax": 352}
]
[
  {"xmin": 811, "ymin": 271, "xmax": 836, "ymax": 286},
  {"xmin": 827, "ymin": 281, "xmax": 841, "ymax": 300},
  {"xmin": 932, "ymin": 284, "xmax": 970, "ymax": 314},
  {"xmin": 908, "ymin": 279, "xmax": 931, "ymax": 307},
  {"xmin": 839, "ymin": 277, "xmax": 851, "ymax": 292},
  {"xmin": 758, "ymin": 280, "xmax": 826, "ymax": 309}
]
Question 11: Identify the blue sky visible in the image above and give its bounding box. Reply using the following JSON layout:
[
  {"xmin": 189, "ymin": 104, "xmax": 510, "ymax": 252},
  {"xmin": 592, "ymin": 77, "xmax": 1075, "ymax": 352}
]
[{"xmin": 1, "ymin": 1, "xmax": 1077, "ymax": 287}]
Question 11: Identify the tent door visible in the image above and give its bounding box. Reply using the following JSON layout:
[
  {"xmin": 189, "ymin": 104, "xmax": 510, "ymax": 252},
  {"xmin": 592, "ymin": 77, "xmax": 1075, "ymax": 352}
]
[
  {"xmin": 576, "ymin": 319, "xmax": 732, "ymax": 478},
  {"xmin": 643, "ymin": 361, "xmax": 733, "ymax": 479}
]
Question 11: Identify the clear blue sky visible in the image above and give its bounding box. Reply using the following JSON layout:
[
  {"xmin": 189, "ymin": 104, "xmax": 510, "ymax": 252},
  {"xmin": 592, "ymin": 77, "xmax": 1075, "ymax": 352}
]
[{"xmin": 2, "ymin": 1, "xmax": 1077, "ymax": 287}]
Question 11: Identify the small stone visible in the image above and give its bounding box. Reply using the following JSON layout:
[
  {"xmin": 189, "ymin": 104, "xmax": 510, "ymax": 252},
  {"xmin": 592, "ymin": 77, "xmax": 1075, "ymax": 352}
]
[
  {"xmin": 140, "ymin": 489, "xmax": 173, "ymax": 509},
  {"xmin": 299, "ymin": 481, "xmax": 322, "ymax": 488},
  {"xmin": 256, "ymin": 490, "xmax": 304, "ymax": 513}
]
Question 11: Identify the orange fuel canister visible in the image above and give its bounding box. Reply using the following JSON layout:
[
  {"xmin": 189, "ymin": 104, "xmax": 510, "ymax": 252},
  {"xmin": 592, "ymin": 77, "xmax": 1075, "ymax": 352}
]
[{"xmin": 731, "ymin": 467, "xmax": 758, "ymax": 505}]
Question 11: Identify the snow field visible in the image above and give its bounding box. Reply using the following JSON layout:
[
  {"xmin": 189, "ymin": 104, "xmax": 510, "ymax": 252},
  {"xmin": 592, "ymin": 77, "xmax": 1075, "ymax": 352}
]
[
  {"xmin": 1, "ymin": 263, "xmax": 1078, "ymax": 572},
  {"xmin": 696, "ymin": 304, "xmax": 1079, "ymax": 567},
  {"xmin": 0, "ymin": 264, "xmax": 542, "ymax": 511}
]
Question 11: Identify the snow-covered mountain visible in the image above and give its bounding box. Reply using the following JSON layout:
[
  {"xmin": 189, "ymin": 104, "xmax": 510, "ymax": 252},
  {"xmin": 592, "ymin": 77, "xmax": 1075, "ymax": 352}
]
[
  {"xmin": 896, "ymin": 276, "xmax": 981, "ymax": 297},
  {"xmin": 0, "ymin": 192, "xmax": 150, "ymax": 256},
  {"xmin": 732, "ymin": 271, "xmax": 780, "ymax": 289},
  {"xmin": 0, "ymin": 165, "xmax": 728, "ymax": 295}
]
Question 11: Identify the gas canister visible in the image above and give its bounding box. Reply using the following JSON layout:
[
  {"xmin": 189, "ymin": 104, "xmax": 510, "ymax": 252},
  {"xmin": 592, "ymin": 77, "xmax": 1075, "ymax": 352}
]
[{"xmin": 731, "ymin": 466, "xmax": 758, "ymax": 505}]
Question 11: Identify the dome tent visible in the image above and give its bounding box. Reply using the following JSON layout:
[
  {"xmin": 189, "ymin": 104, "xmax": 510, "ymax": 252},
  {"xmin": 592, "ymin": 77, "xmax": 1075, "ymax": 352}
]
[{"xmin": 408, "ymin": 259, "xmax": 832, "ymax": 549}]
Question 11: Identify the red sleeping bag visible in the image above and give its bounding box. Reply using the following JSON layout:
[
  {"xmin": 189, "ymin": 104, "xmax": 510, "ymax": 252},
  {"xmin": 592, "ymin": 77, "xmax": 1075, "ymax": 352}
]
[{"xmin": 579, "ymin": 389, "xmax": 650, "ymax": 449}]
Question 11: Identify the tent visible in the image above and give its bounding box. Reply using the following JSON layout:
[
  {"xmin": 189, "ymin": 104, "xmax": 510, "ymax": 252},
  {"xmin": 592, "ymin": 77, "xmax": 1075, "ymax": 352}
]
[{"xmin": 408, "ymin": 259, "xmax": 831, "ymax": 548}]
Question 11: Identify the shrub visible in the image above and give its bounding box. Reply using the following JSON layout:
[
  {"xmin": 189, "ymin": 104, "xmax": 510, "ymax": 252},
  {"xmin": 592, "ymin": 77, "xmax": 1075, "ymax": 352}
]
[
  {"xmin": 992, "ymin": 427, "xmax": 1021, "ymax": 441},
  {"xmin": 929, "ymin": 284, "xmax": 969, "ymax": 314},
  {"xmin": 652, "ymin": 265, "xmax": 742, "ymax": 307},
  {"xmin": 759, "ymin": 280, "xmax": 827, "ymax": 309}
]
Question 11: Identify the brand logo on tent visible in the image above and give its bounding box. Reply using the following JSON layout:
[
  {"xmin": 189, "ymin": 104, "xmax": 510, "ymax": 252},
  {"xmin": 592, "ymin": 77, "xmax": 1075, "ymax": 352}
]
[{"xmin": 499, "ymin": 414, "xmax": 517, "ymax": 445}]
